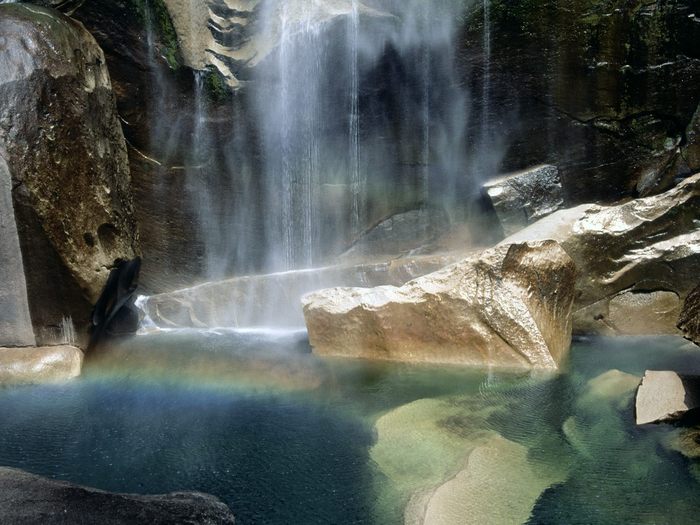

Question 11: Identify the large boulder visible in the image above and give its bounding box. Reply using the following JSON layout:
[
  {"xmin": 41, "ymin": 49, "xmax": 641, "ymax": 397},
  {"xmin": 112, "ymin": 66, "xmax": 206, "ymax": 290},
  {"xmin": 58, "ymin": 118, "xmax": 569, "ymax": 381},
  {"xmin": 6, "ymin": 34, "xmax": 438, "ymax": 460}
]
[
  {"xmin": 0, "ymin": 467, "xmax": 235, "ymax": 524},
  {"xmin": 483, "ymin": 164, "xmax": 564, "ymax": 236},
  {"xmin": 678, "ymin": 283, "xmax": 700, "ymax": 345},
  {"xmin": 635, "ymin": 370, "xmax": 700, "ymax": 425},
  {"xmin": 0, "ymin": 346, "xmax": 83, "ymax": 385},
  {"xmin": 504, "ymin": 174, "xmax": 700, "ymax": 335},
  {"xmin": 302, "ymin": 240, "xmax": 576, "ymax": 369},
  {"xmin": 0, "ymin": 4, "xmax": 139, "ymax": 344}
]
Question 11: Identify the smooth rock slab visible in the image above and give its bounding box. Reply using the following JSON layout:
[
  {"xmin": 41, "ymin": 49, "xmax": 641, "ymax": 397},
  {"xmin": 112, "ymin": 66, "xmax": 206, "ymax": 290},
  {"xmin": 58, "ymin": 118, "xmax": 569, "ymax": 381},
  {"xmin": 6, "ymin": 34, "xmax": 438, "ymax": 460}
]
[
  {"xmin": 0, "ymin": 467, "xmax": 235, "ymax": 524},
  {"xmin": 303, "ymin": 240, "xmax": 576, "ymax": 369},
  {"xmin": 0, "ymin": 346, "xmax": 83, "ymax": 385},
  {"xmin": 636, "ymin": 370, "xmax": 700, "ymax": 425}
]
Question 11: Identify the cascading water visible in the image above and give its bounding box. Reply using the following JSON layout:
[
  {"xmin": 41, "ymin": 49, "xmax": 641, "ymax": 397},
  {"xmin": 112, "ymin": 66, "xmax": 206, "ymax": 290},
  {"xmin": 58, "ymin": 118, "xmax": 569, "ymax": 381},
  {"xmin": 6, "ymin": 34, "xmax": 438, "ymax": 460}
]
[{"xmin": 139, "ymin": 0, "xmax": 484, "ymax": 327}]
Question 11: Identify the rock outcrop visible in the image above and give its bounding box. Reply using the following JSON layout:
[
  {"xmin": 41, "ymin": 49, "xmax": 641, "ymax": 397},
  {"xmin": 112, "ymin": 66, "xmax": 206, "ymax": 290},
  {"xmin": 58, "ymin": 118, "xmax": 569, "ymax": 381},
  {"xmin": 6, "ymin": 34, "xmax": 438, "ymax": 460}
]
[
  {"xmin": 678, "ymin": 284, "xmax": 700, "ymax": 345},
  {"xmin": 0, "ymin": 467, "xmax": 235, "ymax": 524},
  {"xmin": 0, "ymin": 346, "xmax": 83, "ymax": 385},
  {"xmin": 636, "ymin": 370, "xmax": 700, "ymax": 425},
  {"xmin": 504, "ymin": 174, "xmax": 700, "ymax": 335},
  {"xmin": 0, "ymin": 4, "xmax": 139, "ymax": 344},
  {"xmin": 0, "ymin": 152, "xmax": 35, "ymax": 348},
  {"xmin": 303, "ymin": 240, "xmax": 576, "ymax": 369},
  {"xmin": 483, "ymin": 165, "xmax": 564, "ymax": 236},
  {"xmin": 139, "ymin": 254, "xmax": 462, "ymax": 329}
]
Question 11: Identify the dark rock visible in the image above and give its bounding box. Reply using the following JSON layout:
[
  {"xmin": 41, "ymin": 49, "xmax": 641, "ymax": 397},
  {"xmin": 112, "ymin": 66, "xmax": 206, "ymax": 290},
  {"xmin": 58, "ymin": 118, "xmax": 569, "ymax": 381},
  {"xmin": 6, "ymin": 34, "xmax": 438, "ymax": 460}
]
[
  {"xmin": 0, "ymin": 466, "xmax": 235, "ymax": 524},
  {"xmin": 679, "ymin": 283, "xmax": 700, "ymax": 345},
  {"xmin": 0, "ymin": 4, "xmax": 139, "ymax": 345},
  {"xmin": 482, "ymin": 164, "xmax": 564, "ymax": 236},
  {"xmin": 88, "ymin": 257, "xmax": 142, "ymax": 352}
]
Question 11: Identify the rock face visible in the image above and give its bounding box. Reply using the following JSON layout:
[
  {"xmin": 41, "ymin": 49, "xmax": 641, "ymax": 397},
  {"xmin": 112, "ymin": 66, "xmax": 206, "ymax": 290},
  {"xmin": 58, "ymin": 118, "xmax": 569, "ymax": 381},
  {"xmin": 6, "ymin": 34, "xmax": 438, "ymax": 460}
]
[
  {"xmin": 678, "ymin": 284, "xmax": 700, "ymax": 345},
  {"xmin": 139, "ymin": 254, "xmax": 462, "ymax": 329},
  {"xmin": 483, "ymin": 165, "xmax": 564, "ymax": 236},
  {"xmin": 0, "ymin": 4, "xmax": 139, "ymax": 343},
  {"xmin": 303, "ymin": 241, "xmax": 576, "ymax": 369},
  {"xmin": 0, "ymin": 346, "xmax": 83, "ymax": 385},
  {"xmin": 504, "ymin": 174, "xmax": 700, "ymax": 336},
  {"xmin": 0, "ymin": 152, "xmax": 35, "ymax": 348},
  {"xmin": 0, "ymin": 467, "xmax": 235, "ymax": 525},
  {"xmin": 636, "ymin": 370, "xmax": 700, "ymax": 425}
]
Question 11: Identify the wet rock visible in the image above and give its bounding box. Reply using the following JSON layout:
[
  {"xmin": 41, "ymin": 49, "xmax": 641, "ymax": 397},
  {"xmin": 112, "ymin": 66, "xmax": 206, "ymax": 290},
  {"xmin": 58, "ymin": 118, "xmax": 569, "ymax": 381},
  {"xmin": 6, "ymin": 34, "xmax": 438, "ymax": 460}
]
[
  {"xmin": 303, "ymin": 240, "xmax": 576, "ymax": 369},
  {"xmin": 0, "ymin": 4, "xmax": 139, "ymax": 344},
  {"xmin": 139, "ymin": 254, "xmax": 461, "ymax": 329},
  {"xmin": 483, "ymin": 165, "xmax": 564, "ymax": 236},
  {"xmin": 0, "ymin": 152, "xmax": 34, "ymax": 348},
  {"xmin": 413, "ymin": 435, "xmax": 563, "ymax": 525},
  {"xmin": 635, "ymin": 370, "xmax": 700, "ymax": 425},
  {"xmin": 0, "ymin": 346, "xmax": 83, "ymax": 385},
  {"xmin": 504, "ymin": 174, "xmax": 700, "ymax": 336},
  {"xmin": 339, "ymin": 208, "xmax": 450, "ymax": 263},
  {"xmin": 0, "ymin": 466, "xmax": 235, "ymax": 524},
  {"xmin": 678, "ymin": 284, "xmax": 700, "ymax": 345}
]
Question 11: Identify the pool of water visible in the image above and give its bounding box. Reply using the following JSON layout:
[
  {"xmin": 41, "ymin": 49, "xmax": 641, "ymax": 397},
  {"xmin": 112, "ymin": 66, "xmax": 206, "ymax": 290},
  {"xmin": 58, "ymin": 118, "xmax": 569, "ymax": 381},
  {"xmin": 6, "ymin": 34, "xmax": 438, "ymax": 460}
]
[{"xmin": 1, "ymin": 333, "xmax": 699, "ymax": 524}]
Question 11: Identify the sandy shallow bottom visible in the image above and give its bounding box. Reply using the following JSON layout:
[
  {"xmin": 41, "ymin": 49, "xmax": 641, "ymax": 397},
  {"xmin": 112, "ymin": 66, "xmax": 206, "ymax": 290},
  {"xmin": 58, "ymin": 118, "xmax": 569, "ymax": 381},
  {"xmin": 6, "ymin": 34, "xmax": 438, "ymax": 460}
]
[{"xmin": 0, "ymin": 333, "xmax": 699, "ymax": 524}]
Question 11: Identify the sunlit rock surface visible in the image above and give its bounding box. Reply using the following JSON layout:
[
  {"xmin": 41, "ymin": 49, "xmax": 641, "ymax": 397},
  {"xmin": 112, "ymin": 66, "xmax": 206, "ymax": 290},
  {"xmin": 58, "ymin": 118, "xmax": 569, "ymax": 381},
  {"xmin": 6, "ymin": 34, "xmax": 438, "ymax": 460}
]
[
  {"xmin": 635, "ymin": 370, "xmax": 700, "ymax": 425},
  {"xmin": 303, "ymin": 241, "xmax": 576, "ymax": 368},
  {"xmin": 679, "ymin": 283, "xmax": 700, "ymax": 345},
  {"xmin": 0, "ymin": 152, "xmax": 35, "ymax": 348},
  {"xmin": 138, "ymin": 254, "xmax": 461, "ymax": 329},
  {"xmin": 0, "ymin": 467, "xmax": 235, "ymax": 525},
  {"xmin": 483, "ymin": 165, "xmax": 564, "ymax": 236},
  {"xmin": 414, "ymin": 435, "xmax": 562, "ymax": 525},
  {"xmin": 0, "ymin": 346, "xmax": 83, "ymax": 385},
  {"xmin": 504, "ymin": 174, "xmax": 700, "ymax": 336},
  {"xmin": 0, "ymin": 4, "xmax": 139, "ymax": 344}
]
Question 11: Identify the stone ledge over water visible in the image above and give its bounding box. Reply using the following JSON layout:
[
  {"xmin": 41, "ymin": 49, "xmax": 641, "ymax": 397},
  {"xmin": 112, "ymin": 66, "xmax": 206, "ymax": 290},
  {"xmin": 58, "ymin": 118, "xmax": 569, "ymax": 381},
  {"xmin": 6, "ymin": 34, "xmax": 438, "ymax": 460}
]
[
  {"xmin": 303, "ymin": 240, "xmax": 576, "ymax": 369},
  {"xmin": 0, "ymin": 467, "xmax": 235, "ymax": 525},
  {"xmin": 0, "ymin": 346, "xmax": 83, "ymax": 385}
]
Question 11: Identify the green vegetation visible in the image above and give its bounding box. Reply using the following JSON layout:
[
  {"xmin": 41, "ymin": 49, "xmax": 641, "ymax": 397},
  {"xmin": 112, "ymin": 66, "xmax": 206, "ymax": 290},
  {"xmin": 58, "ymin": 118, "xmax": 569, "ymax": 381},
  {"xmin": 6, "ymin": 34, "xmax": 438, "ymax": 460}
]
[{"xmin": 131, "ymin": 0, "xmax": 180, "ymax": 69}]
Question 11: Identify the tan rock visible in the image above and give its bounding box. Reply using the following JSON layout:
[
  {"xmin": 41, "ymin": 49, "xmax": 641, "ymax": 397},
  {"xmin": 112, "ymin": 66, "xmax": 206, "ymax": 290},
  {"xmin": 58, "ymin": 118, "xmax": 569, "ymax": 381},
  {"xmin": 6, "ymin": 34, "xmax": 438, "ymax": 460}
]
[
  {"xmin": 416, "ymin": 435, "xmax": 562, "ymax": 525},
  {"xmin": 635, "ymin": 370, "xmax": 699, "ymax": 425},
  {"xmin": 302, "ymin": 241, "xmax": 576, "ymax": 369},
  {"xmin": 503, "ymin": 174, "xmax": 700, "ymax": 335},
  {"xmin": 0, "ymin": 346, "xmax": 83, "ymax": 385}
]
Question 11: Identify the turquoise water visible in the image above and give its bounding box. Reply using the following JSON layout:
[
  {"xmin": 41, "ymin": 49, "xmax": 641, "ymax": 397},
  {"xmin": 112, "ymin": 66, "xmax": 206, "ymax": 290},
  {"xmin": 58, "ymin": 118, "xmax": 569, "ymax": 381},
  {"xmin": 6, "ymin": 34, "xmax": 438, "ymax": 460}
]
[{"xmin": 0, "ymin": 333, "xmax": 699, "ymax": 524}]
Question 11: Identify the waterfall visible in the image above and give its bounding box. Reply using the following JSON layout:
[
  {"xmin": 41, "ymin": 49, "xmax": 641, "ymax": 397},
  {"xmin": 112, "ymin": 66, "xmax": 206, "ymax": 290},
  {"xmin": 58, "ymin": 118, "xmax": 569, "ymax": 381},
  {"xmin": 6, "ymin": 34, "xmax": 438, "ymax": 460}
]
[
  {"xmin": 482, "ymin": 0, "xmax": 492, "ymax": 153},
  {"xmin": 349, "ymin": 0, "xmax": 362, "ymax": 237}
]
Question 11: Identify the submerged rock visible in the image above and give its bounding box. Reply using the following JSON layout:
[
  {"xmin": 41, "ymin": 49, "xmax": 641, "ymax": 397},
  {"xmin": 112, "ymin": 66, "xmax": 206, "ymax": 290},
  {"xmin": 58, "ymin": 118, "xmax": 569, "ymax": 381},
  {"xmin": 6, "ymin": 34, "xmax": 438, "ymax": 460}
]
[
  {"xmin": 678, "ymin": 284, "xmax": 700, "ymax": 345},
  {"xmin": 483, "ymin": 165, "xmax": 564, "ymax": 237},
  {"xmin": 0, "ymin": 346, "xmax": 83, "ymax": 385},
  {"xmin": 303, "ymin": 240, "xmax": 576, "ymax": 369},
  {"xmin": 0, "ymin": 4, "xmax": 139, "ymax": 345},
  {"xmin": 504, "ymin": 174, "xmax": 700, "ymax": 336},
  {"xmin": 413, "ymin": 435, "xmax": 563, "ymax": 525},
  {"xmin": 635, "ymin": 370, "xmax": 700, "ymax": 425},
  {"xmin": 0, "ymin": 467, "xmax": 235, "ymax": 524}
]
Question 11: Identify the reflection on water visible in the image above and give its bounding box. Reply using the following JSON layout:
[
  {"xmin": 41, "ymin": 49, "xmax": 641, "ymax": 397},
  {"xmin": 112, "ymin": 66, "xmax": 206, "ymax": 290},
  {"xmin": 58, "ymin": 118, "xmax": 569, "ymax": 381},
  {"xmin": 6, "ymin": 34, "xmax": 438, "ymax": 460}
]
[{"xmin": 0, "ymin": 334, "xmax": 699, "ymax": 524}]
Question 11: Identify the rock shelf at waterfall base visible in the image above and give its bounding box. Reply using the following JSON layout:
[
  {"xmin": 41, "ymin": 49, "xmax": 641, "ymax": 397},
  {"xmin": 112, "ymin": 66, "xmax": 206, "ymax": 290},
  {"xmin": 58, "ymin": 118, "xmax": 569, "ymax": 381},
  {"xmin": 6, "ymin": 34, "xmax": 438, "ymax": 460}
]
[{"xmin": 303, "ymin": 240, "xmax": 576, "ymax": 369}]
